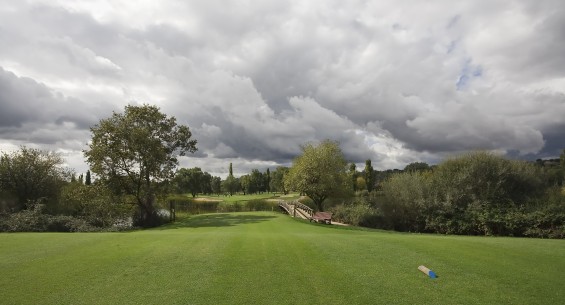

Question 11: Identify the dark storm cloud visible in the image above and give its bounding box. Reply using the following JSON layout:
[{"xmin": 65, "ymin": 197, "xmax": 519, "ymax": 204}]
[
  {"xmin": 1, "ymin": 0, "xmax": 565, "ymax": 174},
  {"xmin": 0, "ymin": 67, "xmax": 115, "ymax": 147}
]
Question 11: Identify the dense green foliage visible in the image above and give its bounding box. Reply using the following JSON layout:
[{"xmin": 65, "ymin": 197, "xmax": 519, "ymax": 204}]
[
  {"xmin": 285, "ymin": 140, "xmax": 351, "ymax": 211},
  {"xmin": 174, "ymin": 167, "xmax": 205, "ymax": 197},
  {"xmin": 364, "ymin": 159, "xmax": 375, "ymax": 192},
  {"xmin": 0, "ymin": 147, "xmax": 68, "ymax": 212},
  {"xmin": 58, "ymin": 182, "xmax": 133, "ymax": 227},
  {"xmin": 270, "ymin": 166, "xmax": 290, "ymax": 194},
  {"xmin": 333, "ymin": 152, "xmax": 565, "ymax": 238},
  {"xmin": 1, "ymin": 212, "xmax": 564, "ymax": 305},
  {"xmin": 84, "ymin": 105, "xmax": 197, "ymax": 227}
]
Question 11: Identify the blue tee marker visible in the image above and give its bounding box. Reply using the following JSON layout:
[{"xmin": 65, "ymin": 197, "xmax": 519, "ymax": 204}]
[{"xmin": 418, "ymin": 265, "xmax": 437, "ymax": 279}]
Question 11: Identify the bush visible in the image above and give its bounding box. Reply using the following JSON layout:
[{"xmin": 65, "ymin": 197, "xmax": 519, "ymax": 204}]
[
  {"xmin": 0, "ymin": 204, "xmax": 49, "ymax": 232},
  {"xmin": 368, "ymin": 152, "xmax": 564, "ymax": 238},
  {"xmin": 330, "ymin": 198, "xmax": 384, "ymax": 228},
  {"xmin": 45, "ymin": 215, "xmax": 97, "ymax": 232},
  {"xmin": 58, "ymin": 183, "xmax": 133, "ymax": 228},
  {"xmin": 0, "ymin": 204, "xmax": 99, "ymax": 232}
]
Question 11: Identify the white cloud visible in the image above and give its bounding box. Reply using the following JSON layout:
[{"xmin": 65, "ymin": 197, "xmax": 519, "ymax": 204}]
[{"xmin": 1, "ymin": 0, "xmax": 564, "ymax": 176}]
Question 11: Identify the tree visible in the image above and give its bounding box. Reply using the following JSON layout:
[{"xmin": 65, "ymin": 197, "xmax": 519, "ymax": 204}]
[
  {"xmin": 85, "ymin": 170, "xmax": 91, "ymax": 185},
  {"xmin": 404, "ymin": 162, "xmax": 430, "ymax": 173},
  {"xmin": 201, "ymin": 172, "xmax": 213, "ymax": 195},
  {"xmin": 223, "ymin": 163, "xmax": 239, "ymax": 196},
  {"xmin": 211, "ymin": 176, "xmax": 222, "ymax": 195},
  {"xmin": 364, "ymin": 160, "xmax": 375, "ymax": 192},
  {"xmin": 356, "ymin": 176, "xmax": 367, "ymax": 191},
  {"xmin": 0, "ymin": 147, "xmax": 68, "ymax": 211},
  {"xmin": 271, "ymin": 166, "xmax": 289, "ymax": 194},
  {"xmin": 349, "ymin": 163, "xmax": 357, "ymax": 192},
  {"xmin": 285, "ymin": 140, "xmax": 350, "ymax": 211},
  {"xmin": 239, "ymin": 174, "xmax": 251, "ymax": 195},
  {"xmin": 83, "ymin": 104, "xmax": 197, "ymax": 227},
  {"xmin": 223, "ymin": 176, "xmax": 239, "ymax": 196},
  {"xmin": 250, "ymin": 169, "xmax": 263, "ymax": 194},
  {"xmin": 174, "ymin": 167, "xmax": 204, "ymax": 197},
  {"xmin": 265, "ymin": 168, "xmax": 271, "ymax": 193},
  {"xmin": 561, "ymin": 149, "xmax": 565, "ymax": 184}
]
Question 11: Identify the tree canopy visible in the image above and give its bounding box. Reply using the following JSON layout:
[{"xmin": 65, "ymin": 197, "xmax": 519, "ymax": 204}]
[
  {"xmin": 174, "ymin": 167, "xmax": 204, "ymax": 197},
  {"xmin": 285, "ymin": 140, "xmax": 350, "ymax": 211},
  {"xmin": 0, "ymin": 147, "xmax": 67, "ymax": 211},
  {"xmin": 84, "ymin": 104, "xmax": 197, "ymax": 227}
]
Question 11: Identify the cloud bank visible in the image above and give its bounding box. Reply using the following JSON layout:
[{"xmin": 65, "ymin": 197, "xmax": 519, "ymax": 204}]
[{"xmin": 1, "ymin": 0, "xmax": 564, "ymax": 176}]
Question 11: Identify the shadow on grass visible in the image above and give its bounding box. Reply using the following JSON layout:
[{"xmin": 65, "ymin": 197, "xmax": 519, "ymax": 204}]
[{"xmin": 157, "ymin": 213, "xmax": 277, "ymax": 229}]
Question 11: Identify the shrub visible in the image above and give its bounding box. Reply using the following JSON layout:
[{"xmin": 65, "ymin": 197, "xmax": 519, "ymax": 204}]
[
  {"xmin": 58, "ymin": 183, "xmax": 133, "ymax": 228},
  {"xmin": 0, "ymin": 203, "xmax": 99, "ymax": 232},
  {"xmin": 45, "ymin": 215, "xmax": 97, "ymax": 232},
  {"xmin": 330, "ymin": 198, "xmax": 384, "ymax": 228},
  {"xmin": 0, "ymin": 204, "xmax": 49, "ymax": 232}
]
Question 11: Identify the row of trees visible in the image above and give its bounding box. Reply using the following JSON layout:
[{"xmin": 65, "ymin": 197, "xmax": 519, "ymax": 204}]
[
  {"xmin": 173, "ymin": 167, "xmax": 221, "ymax": 197},
  {"xmin": 172, "ymin": 164, "xmax": 292, "ymax": 197},
  {"xmin": 1, "ymin": 105, "xmax": 198, "ymax": 229},
  {"xmin": 349, "ymin": 160, "xmax": 375, "ymax": 193},
  {"xmin": 2, "ymin": 103, "xmax": 564, "ymax": 237}
]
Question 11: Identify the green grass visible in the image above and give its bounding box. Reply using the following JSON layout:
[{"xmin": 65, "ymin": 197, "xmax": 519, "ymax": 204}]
[{"xmin": 1, "ymin": 212, "xmax": 564, "ymax": 305}]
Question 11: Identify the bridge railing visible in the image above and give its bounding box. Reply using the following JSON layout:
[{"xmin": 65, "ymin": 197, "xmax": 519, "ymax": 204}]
[{"xmin": 278, "ymin": 200, "xmax": 314, "ymax": 219}]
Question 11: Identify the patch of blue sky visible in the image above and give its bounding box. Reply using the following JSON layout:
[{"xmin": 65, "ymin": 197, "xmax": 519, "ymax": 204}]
[{"xmin": 456, "ymin": 58, "xmax": 482, "ymax": 90}]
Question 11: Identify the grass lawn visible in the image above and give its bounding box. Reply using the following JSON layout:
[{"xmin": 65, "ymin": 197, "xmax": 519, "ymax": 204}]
[{"xmin": 1, "ymin": 212, "xmax": 564, "ymax": 305}]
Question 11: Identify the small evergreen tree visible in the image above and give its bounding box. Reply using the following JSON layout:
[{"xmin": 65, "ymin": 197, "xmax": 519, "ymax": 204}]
[
  {"xmin": 85, "ymin": 170, "xmax": 91, "ymax": 186},
  {"xmin": 364, "ymin": 160, "xmax": 375, "ymax": 192}
]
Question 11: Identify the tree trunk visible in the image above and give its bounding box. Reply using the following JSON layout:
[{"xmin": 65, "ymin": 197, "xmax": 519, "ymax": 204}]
[{"xmin": 309, "ymin": 193, "xmax": 326, "ymax": 211}]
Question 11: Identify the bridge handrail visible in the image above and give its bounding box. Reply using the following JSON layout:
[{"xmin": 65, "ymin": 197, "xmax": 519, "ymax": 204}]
[{"xmin": 290, "ymin": 200, "xmax": 313, "ymax": 216}]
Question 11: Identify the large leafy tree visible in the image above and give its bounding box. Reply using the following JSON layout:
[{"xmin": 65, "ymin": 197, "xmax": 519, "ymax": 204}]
[
  {"xmin": 211, "ymin": 176, "xmax": 222, "ymax": 195},
  {"xmin": 84, "ymin": 104, "xmax": 197, "ymax": 227},
  {"xmin": 404, "ymin": 162, "xmax": 430, "ymax": 173},
  {"xmin": 201, "ymin": 172, "xmax": 213, "ymax": 195},
  {"xmin": 174, "ymin": 167, "xmax": 204, "ymax": 197},
  {"xmin": 285, "ymin": 140, "xmax": 350, "ymax": 211},
  {"xmin": 239, "ymin": 174, "xmax": 251, "ymax": 195},
  {"xmin": 223, "ymin": 163, "xmax": 239, "ymax": 195},
  {"xmin": 0, "ymin": 147, "xmax": 68, "ymax": 211},
  {"xmin": 271, "ymin": 166, "xmax": 289, "ymax": 194}
]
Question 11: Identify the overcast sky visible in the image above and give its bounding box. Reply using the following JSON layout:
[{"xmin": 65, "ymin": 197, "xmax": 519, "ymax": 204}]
[{"xmin": 1, "ymin": 0, "xmax": 564, "ymax": 177}]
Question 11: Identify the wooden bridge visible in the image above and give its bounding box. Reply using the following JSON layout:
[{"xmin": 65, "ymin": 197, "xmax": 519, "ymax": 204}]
[
  {"xmin": 279, "ymin": 200, "xmax": 334, "ymax": 224},
  {"xmin": 278, "ymin": 200, "xmax": 313, "ymax": 220}
]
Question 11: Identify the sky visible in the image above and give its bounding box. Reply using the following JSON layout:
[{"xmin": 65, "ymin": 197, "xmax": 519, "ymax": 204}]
[{"xmin": 0, "ymin": 0, "xmax": 564, "ymax": 178}]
